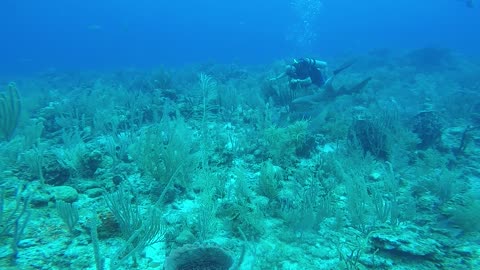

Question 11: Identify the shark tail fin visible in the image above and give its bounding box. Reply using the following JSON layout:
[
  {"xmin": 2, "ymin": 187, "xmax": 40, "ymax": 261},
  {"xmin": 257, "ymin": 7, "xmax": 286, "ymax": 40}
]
[
  {"xmin": 337, "ymin": 77, "xmax": 372, "ymax": 96},
  {"xmin": 349, "ymin": 77, "xmax": 372, "ymax": 93}
]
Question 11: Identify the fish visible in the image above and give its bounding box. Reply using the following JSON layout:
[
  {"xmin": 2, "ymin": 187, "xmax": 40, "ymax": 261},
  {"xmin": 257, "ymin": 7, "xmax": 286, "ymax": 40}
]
[
  {"xmin": 292, "ymin": 77, "xmax": 372, "ymax": 106},
  {"xmin": 459, "ymin": 0, "xmax": 475, "ymax": 7},
  {"xmin": 87, "ymin": 24, "xmax": 103, "ymax": 31},
  {"xmin": 335, "ymin": 77, "xmax": 372, "ymax": 97}
]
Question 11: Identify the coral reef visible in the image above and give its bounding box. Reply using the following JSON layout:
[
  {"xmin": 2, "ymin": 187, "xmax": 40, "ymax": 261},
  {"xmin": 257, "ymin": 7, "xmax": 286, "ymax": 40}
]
[{"xmin": 0, "ymin": 50, "xmax": 479, "ymax": 270}]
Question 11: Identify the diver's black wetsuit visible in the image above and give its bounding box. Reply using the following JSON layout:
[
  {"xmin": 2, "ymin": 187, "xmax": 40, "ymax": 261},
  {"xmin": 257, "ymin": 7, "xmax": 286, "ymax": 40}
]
[{"xmin": 289, "ymin": 58, "xmax": 326, "ymax": 87}]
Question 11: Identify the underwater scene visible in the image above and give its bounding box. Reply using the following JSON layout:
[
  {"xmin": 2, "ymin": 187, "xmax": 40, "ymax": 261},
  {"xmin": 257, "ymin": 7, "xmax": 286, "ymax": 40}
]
[{"xmin": 1, "ymin": 1, "xmax": 480, "ymax": 269}]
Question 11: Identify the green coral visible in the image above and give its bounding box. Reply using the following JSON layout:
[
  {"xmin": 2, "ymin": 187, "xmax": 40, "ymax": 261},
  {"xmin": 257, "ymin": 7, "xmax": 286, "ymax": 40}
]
[
  {"xmin": 131, "ymin": 117, "xmax": 197, "ymax": 190},
  {"xmin": 257, "ymin": 160, "xmax": 282, "ymax": 202},
  {"xmin": 264, "ymin": 120, "xmax": 310, "ymax": 165},
  {"xmin": 0, "ymin": 83, "xmax": 21, "ymax": 141}
]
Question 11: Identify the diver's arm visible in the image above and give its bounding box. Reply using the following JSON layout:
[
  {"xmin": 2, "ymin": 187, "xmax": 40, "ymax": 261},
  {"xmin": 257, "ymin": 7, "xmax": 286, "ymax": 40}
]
[
  {"xmin": 291, "ymin": 77, "xmax": 312, "ymax": 86},
  {"xmin": 270, "ymin": 72, "xmax": 287, "ymax": 81}
]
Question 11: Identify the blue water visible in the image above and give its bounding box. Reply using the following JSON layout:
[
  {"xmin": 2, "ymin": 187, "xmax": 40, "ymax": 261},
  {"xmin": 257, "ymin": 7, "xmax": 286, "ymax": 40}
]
[
  {"xmin": 0, "ymin": 0, "xmax": 479, "ymax": 73},
  {"xmin": 1, "ymin": 1, "xmax": 480, "ymax": 269}
]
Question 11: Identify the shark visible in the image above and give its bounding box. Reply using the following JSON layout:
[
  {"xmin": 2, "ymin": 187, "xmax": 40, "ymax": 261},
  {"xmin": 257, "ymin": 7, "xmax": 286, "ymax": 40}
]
[
  {"xmin": 292, "ymin": 77, "xmax": 372, "ymax": 106},
  {"xmin": 280, "ymin": 59, "xmax": 372, "ymax": 124}
]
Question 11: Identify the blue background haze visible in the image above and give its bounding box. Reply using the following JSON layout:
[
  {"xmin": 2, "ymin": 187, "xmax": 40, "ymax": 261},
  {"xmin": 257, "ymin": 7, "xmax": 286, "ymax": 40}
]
[{"xmin": 0, "ymin": 0, "xmax": 478, "ymax": 73}]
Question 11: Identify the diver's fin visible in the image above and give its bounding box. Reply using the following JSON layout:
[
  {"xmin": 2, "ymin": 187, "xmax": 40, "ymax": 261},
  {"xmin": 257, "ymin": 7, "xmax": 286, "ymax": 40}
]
[{"xmin": 333, "ymin": 59, "xmax": 356, "ymax": 76}]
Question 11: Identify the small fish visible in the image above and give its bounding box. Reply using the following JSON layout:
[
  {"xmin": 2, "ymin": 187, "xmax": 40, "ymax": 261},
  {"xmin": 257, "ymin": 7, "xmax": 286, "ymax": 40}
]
[
  {"xmin": 17, "ymin": 58, "xmax": 33, "ymax": 63},
  {"xmin": 87, "ymin": 24, "xmax": 102, "ymax": 31},
  {"xmin": 459, "ymin": 0, "xmax": 475, "ymax": 8}
]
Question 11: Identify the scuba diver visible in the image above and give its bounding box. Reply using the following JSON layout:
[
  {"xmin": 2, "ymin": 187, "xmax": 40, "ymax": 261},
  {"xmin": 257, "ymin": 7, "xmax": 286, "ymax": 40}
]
[
  {"xmin": 270, "ymin": 57, "xmax": 356, "ymax": 90},
  {"xmin": 270, "ymin": 57, "xmax": 370, "ymax": 105},
  {"xmin": 270, "ymin": 58, "xmax": 331, "ymax": 89}
]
